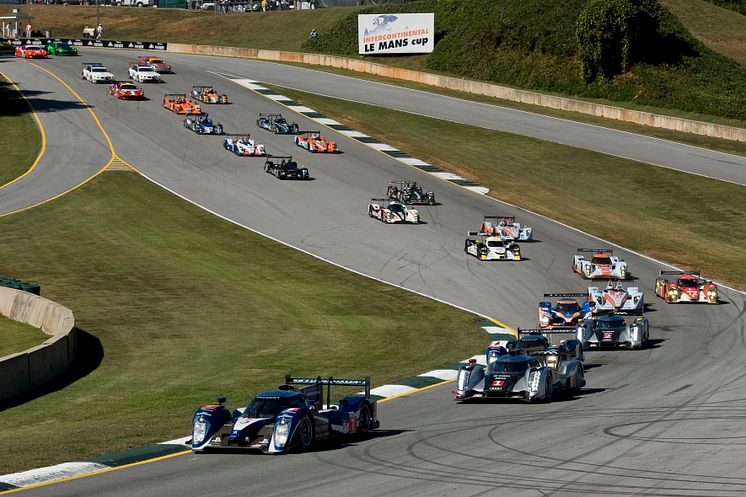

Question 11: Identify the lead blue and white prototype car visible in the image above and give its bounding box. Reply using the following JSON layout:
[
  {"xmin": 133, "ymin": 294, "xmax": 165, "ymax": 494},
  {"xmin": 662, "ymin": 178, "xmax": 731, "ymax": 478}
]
[{"xmin": 191, "ymin": 376, "xmax": 379, "ymax": 454}]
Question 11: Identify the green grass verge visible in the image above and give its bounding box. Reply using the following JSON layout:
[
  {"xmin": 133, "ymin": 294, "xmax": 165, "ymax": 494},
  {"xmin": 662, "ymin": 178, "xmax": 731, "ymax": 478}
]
[
  {"xmin": 660, "ymin": 0, "xmax": 746, "ymax": 65},
  {"xmin": 0, "ymin": 171, "xmax": 485, "ymax": 474},
  {"xmin": 276, "ymin": 61, "xmax": 746, "ymax": 157},
  {"xmin": 0, "ymin": 317, "xmax": 48, "ymax": 358},
  {"xmin": 0, "ymin": 78, "xmax": 40, "ymax": 187},
  {"xmin": 267, "ymin": 84, "xmax": 746, "ymax": 290}
]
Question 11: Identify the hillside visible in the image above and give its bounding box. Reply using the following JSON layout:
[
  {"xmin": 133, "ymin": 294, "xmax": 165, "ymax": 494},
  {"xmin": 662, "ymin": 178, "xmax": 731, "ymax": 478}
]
[{"xmin": 307, "ymin": 0, "xmax": 746, "ymax": 123}]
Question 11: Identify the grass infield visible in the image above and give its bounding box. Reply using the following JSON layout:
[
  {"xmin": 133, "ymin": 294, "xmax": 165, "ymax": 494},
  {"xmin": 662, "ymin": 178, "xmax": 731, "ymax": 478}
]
[
  {"xmin": 0, "ymin": 172, "xmax": 485, "ymax": 474},
  {"xmin": 0, "ymin": 78, "xmax": 41, "ymax": 187},
  {"xmin": 0, "ymin": 317, "xmax": 48, "ymax": 358},
  {"xmin": 267, "ymin": 85, "xmax": 746, "ymax": 290}
]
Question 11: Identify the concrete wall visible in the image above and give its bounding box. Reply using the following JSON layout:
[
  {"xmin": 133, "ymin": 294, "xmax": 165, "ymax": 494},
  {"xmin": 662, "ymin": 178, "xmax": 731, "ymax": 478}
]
[
  {"xmin": 167, "ymin": 43, "xmax": 746, "ymax": 143},
  {"xmin": 0, "ymin": 287, "xmax": 76, "ymax": 404}
]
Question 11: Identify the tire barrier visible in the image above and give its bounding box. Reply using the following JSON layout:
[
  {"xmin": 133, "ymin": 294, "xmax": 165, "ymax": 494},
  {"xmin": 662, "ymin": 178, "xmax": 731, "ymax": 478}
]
[
  {"xmin": 0, "ymin": 277, "xmax": 41, "ymax": 296},
  {"xmin": 0, "ymin": 286, "xmax": 77, "ymax": 404}
]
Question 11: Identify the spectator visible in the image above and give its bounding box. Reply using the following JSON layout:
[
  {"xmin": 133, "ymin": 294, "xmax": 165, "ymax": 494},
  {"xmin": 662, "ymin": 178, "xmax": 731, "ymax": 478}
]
[
  {"xmin": 261, "ymin": 0, "xmax": 266, "ymax": 11},
  {"xmin": 25, "ymin": 22, "xmax": 31, "ymax": 38},
  {"xmin": 96, "ymin": 23, "xmax": 103, "ymax": 39},
  {"xmin": 309, "ymin": 28, "xmax": 318, "ymax": 42}
]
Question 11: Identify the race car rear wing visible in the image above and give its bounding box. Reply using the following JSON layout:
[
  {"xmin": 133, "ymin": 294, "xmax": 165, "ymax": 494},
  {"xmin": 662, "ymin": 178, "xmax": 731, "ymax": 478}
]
[
  {"xmin": 483, "ymin": 215, "xmax": 515, "ymax": 223},
  {"xmin": 223, "ymin": 133, "xmax": 253, "ymax": 138},
  {"xmin": 518, "ymin": 328, "xmax": 577, "ymax": 335},
  {"xmin": 577, "ymin": 248, "xmax": 614, "ymax": 255},
  {"xmin": 297, "ymin": 130, "xmax": 321, "ymax": 135},
  {"xmin": 164, "ymin": 93, "xmax": 187, "ymax": 98},
  {"xmin": 285, "ymin": 376, "xmax": 372, "ymax": 407},
  {"xmin": 659, "ymin": 270, "xmax": 700, "ymax": 276},
  {"xmin": 266, "ymin": 155, "xmax": 293, "ymax": 161},
  {"xmin": 543, "ymin": 293, "xmax": 587, "ymax": 298}
]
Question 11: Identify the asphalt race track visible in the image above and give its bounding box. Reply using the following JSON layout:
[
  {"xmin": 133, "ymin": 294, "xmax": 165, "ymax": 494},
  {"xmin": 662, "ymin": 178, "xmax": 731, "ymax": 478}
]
[{"xmin": 2, "ymin": 50, "xmax": 746, "ymax": 497}]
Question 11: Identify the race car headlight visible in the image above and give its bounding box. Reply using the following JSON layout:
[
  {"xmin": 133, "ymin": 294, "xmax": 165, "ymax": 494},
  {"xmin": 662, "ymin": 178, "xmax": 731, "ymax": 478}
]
[
  {"xmin": 274, "ymin": 417, "xmax": 291, "ymax": 448},
  {"xmin": 193, "ymin": 417, "xmax": 207, "ymax": 444},
  {"xmin": 540, "ymin": 315, "xmax": 550, "ymax": 326},
  {"xmin": 528, "ymin": 371, "xmax": 541, "ymax": 393}
]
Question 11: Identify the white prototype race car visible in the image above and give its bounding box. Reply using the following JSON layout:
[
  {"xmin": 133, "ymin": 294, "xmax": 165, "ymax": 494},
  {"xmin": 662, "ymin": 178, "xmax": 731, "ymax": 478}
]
[
  {"xmin": 572, "ymin": 248, "xmax": 628, "ymax": 280},
  {"xmin": 368, "ymin": 199, "xmax": 420, "ymax": 224},
  {"xmin": 464, "ymin": 232, "xmax": 521, "ymax": 261},
  {"xmin": 223, "ymin": 135, "xmax": 266, "ymax": 156},
  {"xmin": 588, "ymin": 281, "xmax": 644, "ymax": 315}
]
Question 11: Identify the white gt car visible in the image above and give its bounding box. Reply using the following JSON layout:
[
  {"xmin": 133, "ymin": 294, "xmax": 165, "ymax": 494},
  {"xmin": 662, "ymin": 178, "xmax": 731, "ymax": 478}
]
[
  {"xmin": 128, "ymin": 64, "xmax": 161, "ymax": 83},
  {"xmin": 223, "ymin": 135, "xmax": 266, "ymax": 156},
  {"xmin": 588, "ymin": 281, "xmax": 643, "ymax": 315},
  {"xmin": 572, "ymin": 248, "xmax": 628, "ymax": 280},
  {"xmin": 368, "ymin": 199, "xmax": 420, "ymax": 224},
  {"xmin": 82, "ymin": 63, "xmax": 114, "ymax": 83},
  {"xmin": 464, "ymin": 232, "xmax": 521, "ymax": 261}
]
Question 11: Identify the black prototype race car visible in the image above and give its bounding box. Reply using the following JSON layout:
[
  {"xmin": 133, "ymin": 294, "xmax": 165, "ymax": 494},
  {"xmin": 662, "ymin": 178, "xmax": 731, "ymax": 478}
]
[
  {"xmin": 387, "ymin": 180, "xmax": 435, "ymax": 205},
  {"xmin": 257, "ymin": 113, "xmax": 300, "ymax": 134},
  {"xmin": 264, "ymin": 156, "xmax": 309, "ymax": 180}
]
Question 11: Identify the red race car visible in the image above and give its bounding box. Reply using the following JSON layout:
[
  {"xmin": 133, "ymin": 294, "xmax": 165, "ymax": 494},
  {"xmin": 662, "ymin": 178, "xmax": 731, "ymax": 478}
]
[
  {"xmin": 15, "ymin": 44, "xmax": 48, "ymax": 59},
  {"xmin": 109, "ymin": 82, "xmax": 145, "ymax": 100},
  {"xmin": 655, "ymin": 270, "xmax": 718, "ymax": 304},
  {"xmin": 137, "ymin": 55, "xmax": 172, "ymax": 73}
]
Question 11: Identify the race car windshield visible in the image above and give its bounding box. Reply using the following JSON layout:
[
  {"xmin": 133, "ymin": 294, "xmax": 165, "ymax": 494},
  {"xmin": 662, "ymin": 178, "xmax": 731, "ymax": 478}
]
[
  {"xmin": 595, "ymin": 319, "xmax": 625, "ymax": 330},
  {"xmin": 486, "ymin": 240, "xmax": 504, "ymax": 247},
  {"xmin": 677, "ymin": 278, "xmax": 698, "ymax": 288},
  {"xmin": 275, "ymin": 117, "xmax": 286, "ymax": 123},
  {"xmin": 389, "ymin": 204, "xmax": 405, "ymax": 214},
  {"xmin": 139, "ymin": 67, "xmax": 155, "ymax": 72},
  {"xmin": 490, "ymin": 360, "xmax": 534, "ymax": 374},
  {"xmin": 244, "ymin": 396, "xmax": 305, "ymax": 417},
  {"xmin": 591, "ymin": 256, "xmax": 611, "ymax": 265},
  {"xmin": 120, "ymin": 84, "xmax": 138, "ymax": 90},
  {"xmin": 91, "ymin": 67, "xmax": 108, "ymax": 72},
  {"xmin": 150, "ymin": 58, "xmax": 164, "ymax": 64},
  {"xmin": 556, "ymin": 301, "xmax": 580, "ymax": 313}
]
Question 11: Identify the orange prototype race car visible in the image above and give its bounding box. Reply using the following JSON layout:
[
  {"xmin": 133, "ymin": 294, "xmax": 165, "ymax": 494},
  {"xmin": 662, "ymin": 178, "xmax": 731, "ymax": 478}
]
[
  {"xmin": 162, "ymin": 94, "xmax": 202, "ymax": 115},
  {"xmin": 109, "ymin": 82, "xmax": 144, "ymax": 100},
  {"xmin": 293, "ymin": 131, "xmax": 338, "ymax": 153},
  {"xmin": 655, "ymin": 270, "xmax": 718, "ymax": 304},
  {"xmin": 191, "ymin": 85, "xmax": 228, "ymax": 104}
]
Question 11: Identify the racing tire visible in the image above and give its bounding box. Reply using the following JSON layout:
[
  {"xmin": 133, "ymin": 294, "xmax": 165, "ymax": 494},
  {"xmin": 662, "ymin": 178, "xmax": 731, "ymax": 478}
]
[
  {"xmin": 271, "ymin": 125, "xmax": 279, "ymax": 134},
  {"xmin": 357, "ymin": 404, "xmax": 372, "ymax": 439},
  {"xmin": 294, "ymin": 416, "xmax": 314, "ymax": 452},
  {"xmin": 368, "ymin": 207, "xmax": 376, "ymax": 219},
  {"xmin": 571, "ymin": 368, "xmax": 584, "ymax": 394},
  {"xmin": 196, "ymin": 127, "xmax": 204, "ymax": 135},
  {"xmin": 543, "ymin": 377, "xmax": 554, "ymax": 402}
]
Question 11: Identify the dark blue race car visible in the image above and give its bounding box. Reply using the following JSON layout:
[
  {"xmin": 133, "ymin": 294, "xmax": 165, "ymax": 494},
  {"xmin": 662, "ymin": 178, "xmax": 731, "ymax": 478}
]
[
  {"xmin": 191, "ymin": 376, "xmax": 379, "ymax": 454},
  {"xmin": 539, "ymin": 292, "xmax": 594, "ymax": 329}
]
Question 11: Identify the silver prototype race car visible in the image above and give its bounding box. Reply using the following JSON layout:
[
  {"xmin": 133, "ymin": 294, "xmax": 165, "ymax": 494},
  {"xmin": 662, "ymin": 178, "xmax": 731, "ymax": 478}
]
[
  {"xmin": 454, "ymin": 330, "xmax": 585, "ymax": 402},
  {"xmin": 576, "ymin": 314, "xmax": 649, "ymax": 349},
  {"xmin": 368, "ymin": 199, "xmax": 420, "ymax": 224},
  {"xmin": 588, "ymin": 281, "xmax": 644, "ymax": 315},
  {"xmin": 464, "ymin": 232, "xmax": 521, "ymax": 261}
]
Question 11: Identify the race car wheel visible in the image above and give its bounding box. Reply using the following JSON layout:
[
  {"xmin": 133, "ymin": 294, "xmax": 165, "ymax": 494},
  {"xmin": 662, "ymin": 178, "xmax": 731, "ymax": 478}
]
[
  {"xmin": 572, "ymin": 368, "xmax": 584, "ymax": 394},
  {"xmin": 272, "ymin": 125, "xmax": 279, "ymax": 133},
  {"xmin": 543, "ymin": 377, "xmax": 554, "ymax": 401},
  {"xmin": 368, "ymin": 207, "xmax": 375, "ymax": 218},
  {"xmin": 357, "ymin": 404, "xmax": 372, "ymax": 437},
  {"xmin": 294, "ymin": 416, "xmax": 314, "ymax": 452}
]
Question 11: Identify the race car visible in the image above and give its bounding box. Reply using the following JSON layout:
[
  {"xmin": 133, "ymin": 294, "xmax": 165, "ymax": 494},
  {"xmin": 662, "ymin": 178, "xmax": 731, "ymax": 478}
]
[
  {"xmin": 183, "ymin": 114, "xmax": 224, "ymax": 135},
  {"xmin": 264, "ymin": 156, "xmax": 309, "ymax": 180},
  {"xmin": 454, "ymin": 334, "xmax": 585, "ymax": 402},
  {"xmin": 128, "ymin": 63, "xmax": 161, "ymax": 83},
  {"xmin": 572, "ymin": 248, "xmax": 628, "ymax": 280},
  {"xmin": 464, "ymin": 232, "xmax": 521, "ymax": 261},
  {"xmin": 539, "ymin": 293, "xmax": 594, "ymax": 329},
  {"xmin": 293, "ymin": 131, "xmax": 338, "ymax": 153},
  {"xmin": 191, "ymin": 85, "xmax": 228, "ymax": 104},
  {"xmin": 655, "ymin": 270, "xmax": 718, "ymax": 304},
  {"xmin": 576, "ymin": 314, "xmax": 649, "ymax": 349},
  {"xmin": 588, "ymin": 281, "xmax": 644, "ymax": 315},
  {"xmin": 223, "ymin": 134, "xmax": 266, "ymax": 156},
  {"xmin": 109, "ymin": 82, "xmax": 145, "ymax": 100},
  {"xmin": 46, "ymin": 41, "xmax": 77, "ymax": 56},
  {"xmin": 505, "ymin": 330, "xmax": 584, "ymax": 362},
  {"xmin": 368, "ymin": 199, "xmax": 420, "ymax": 224},
  {"xmin": 257, "ymin": 113, "xmax": 299, "ymax": 134},
  {"xmin": 386, "ymin": 180, "xmax": 435, "ymax": 205},
  {"xmin": 162, "ymin": 94, "xmax": 202, "ymax": 115},
  {"xmin": 478, "ymin": 215, "xmax": 533, "ymax": 241},
  {"xmin": 15, "ymin": 44, "xmax": 47, "ymax": 59},
  {"xmin": 82, "ymin": 62, "xmax": 114, "ymax": 83},
  {"xmin": 137, "ymin": 55, "xmax": 172, "ymax": 73},
  {"xmin": 191, "ymin": 376, "xmax": 379, "ymax": 453}
]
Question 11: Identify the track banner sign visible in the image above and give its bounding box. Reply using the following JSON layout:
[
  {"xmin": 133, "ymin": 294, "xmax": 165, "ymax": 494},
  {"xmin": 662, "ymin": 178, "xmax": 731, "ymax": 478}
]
[{"xmin": 358, "ymin": 13, "xmax": 434, "ymax": 55}]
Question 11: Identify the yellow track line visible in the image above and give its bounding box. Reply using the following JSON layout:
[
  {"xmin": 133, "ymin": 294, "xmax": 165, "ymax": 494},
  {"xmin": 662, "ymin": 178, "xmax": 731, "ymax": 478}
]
[
  {"xmin": 0, "ymin": 62, "xmax": 118, "ymax": 219},
  {"xmin": 0, "ymin": 72, "xmax": 47, "ymax": 192}
]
